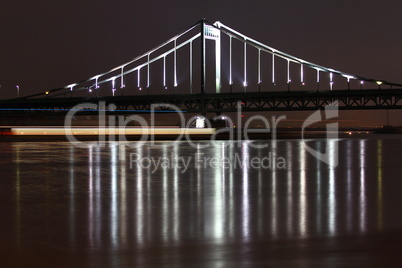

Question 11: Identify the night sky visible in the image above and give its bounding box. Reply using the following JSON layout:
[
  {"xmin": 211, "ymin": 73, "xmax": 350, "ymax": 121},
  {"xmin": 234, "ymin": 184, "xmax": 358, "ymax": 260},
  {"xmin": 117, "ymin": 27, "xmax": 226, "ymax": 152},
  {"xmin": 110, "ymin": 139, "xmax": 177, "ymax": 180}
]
[{"xmin": 1, "ymin": 1, "xmax": 402, "ymax": 124}]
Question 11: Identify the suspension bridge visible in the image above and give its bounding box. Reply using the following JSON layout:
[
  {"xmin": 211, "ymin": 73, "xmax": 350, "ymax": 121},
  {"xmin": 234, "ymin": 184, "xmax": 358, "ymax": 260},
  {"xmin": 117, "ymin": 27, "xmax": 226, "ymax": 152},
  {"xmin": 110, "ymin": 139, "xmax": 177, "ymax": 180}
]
[{"xmin": 1, "ymin": 19, "xmax": 402, "ymax": 116}]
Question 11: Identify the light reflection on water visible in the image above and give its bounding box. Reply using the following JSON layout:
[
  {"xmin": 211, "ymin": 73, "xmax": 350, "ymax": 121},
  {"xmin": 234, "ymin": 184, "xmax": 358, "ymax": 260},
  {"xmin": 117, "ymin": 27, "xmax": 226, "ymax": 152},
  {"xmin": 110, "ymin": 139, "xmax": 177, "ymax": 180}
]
[
  {"xmin": 328, "ymin": 140, "xmax": 336, "ymax": 235},
  {"xmin": 360, "ymin": 139, "xmax": 366, "ymax": 233},
  {"xmin": 377, "ymin": 139, "xmax": 383, "ymax": 231},
  {"xmin": 3, "ymin": 138, "xmax": 402, "ymax": 267}
]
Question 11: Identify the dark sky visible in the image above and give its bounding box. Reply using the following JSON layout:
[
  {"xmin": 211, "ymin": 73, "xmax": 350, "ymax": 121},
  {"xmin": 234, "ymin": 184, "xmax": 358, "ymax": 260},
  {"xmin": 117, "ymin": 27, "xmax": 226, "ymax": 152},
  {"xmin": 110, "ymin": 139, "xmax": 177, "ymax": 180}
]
[{"xmin": 1, "ymin": 0, "xmax": 402, "ymax": 102}]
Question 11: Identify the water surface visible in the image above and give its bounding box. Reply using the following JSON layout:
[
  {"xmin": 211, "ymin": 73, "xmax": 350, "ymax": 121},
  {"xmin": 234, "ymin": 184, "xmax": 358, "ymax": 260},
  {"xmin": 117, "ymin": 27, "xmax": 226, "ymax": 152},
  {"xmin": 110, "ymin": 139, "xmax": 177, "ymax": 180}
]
[{"xmin": 1, "ymin": 137, "xmax": 402, "ymax": 267}]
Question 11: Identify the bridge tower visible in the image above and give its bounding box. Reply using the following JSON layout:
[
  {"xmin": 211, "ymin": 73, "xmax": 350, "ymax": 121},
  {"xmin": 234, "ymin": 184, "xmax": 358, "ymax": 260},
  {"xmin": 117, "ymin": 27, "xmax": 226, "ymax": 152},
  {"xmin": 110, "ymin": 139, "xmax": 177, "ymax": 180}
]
[{"xmin": 201, "ymin": 20, "xmax": 221, "ymax": 94}]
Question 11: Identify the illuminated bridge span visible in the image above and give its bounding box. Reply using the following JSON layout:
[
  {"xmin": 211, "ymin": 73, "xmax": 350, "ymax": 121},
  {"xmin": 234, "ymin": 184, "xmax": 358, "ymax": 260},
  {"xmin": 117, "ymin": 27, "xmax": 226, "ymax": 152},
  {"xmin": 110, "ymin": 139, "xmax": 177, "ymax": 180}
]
[{"xmin": 1, "ymin": 19, "xmax": 402, "ymax": 115}]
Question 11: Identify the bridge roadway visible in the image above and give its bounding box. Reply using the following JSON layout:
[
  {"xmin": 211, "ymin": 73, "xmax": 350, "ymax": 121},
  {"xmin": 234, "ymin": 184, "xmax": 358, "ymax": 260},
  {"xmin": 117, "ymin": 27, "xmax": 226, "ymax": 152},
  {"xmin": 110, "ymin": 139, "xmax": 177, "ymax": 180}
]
[{"xmin": 1, "ymin": 89, "xmax": 402, "ymax": 116}]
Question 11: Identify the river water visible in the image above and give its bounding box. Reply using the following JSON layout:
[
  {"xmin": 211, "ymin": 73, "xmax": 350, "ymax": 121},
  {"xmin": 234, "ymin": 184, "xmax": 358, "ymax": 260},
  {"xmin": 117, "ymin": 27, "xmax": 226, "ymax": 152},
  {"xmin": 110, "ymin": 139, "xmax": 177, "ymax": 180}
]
[{"xmin": 1, "ymin": 137, "xmax": 402, "ymax": 267}]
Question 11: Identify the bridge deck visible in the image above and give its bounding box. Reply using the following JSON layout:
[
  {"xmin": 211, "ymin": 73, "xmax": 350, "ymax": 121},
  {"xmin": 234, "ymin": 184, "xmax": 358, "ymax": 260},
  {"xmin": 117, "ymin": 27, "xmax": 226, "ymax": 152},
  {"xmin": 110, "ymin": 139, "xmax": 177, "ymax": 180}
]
[{"xmin": 1, "ymin": 89, "xmax": 402, "ymax": 115}]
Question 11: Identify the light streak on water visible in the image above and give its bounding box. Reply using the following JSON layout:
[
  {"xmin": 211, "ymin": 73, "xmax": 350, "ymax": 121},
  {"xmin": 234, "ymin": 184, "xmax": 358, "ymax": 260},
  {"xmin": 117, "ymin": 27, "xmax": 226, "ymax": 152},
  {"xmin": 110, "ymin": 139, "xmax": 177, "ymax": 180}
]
[
  {"xmin": 162, "ymin": 144, "xmax": 169, "ymax": 243},
  {"xmin": 173, "ymin": 143, "xmax": 179, "ymax": 243},
  {"xmin": 119, "ymin": 145, "xmax": 128, "ymax": 247},
  {"xmin": 286, "ymin": 142, "xmax": 293, "ymax": 236},
  {"xmin": 299, "ymin": 141, "xmax": 307, "ymax": 237},
  {"xmin": 241, "ymin": 142, "xmax": 250, "ymax": 240},
  {"xmin": 328, "ymin": 140, "xmax": 337, "ymax": 236},
  {"xmin": 69, "ymin": 146, "xmax": 75, "ymax": 245},
  {"xmin": 315, "ymin": 141, "xmax": 322, "ymax": 234},
  {"xmin": 88, "ymin": 145, "xmax": 94, "ymax": 247},
  {"xmin": 271, "ymin": 141, "xmax": 278, "ymax": 237},
  {"xmin": 377, "ymin": 140, "xmax": 383, "ymax": 230},
  {"xmin": 359, "ymin": 140, "xmax": 367, "ymax": 233},
  {"xmin": 110, "ymin": 144, "xmax": 119, "ymax": 248},
  {"xmin": 346, "ymin": 139, "xmax": 353, "ymax": 233}
]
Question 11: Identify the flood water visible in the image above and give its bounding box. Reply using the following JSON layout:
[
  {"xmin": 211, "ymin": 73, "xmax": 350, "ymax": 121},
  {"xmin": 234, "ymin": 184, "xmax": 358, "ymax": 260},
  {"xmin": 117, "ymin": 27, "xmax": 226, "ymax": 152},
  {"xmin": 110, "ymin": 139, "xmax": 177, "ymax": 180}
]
[{"xmin": 1, "ymin": 137, "xmax": 402, "ymax": 267}]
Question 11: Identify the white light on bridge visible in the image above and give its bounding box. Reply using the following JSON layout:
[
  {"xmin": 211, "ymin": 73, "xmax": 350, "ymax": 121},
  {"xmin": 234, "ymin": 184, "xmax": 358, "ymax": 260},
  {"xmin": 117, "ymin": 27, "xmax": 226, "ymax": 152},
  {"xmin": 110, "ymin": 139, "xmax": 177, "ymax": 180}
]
[
  {"xmin": 95, "ymin": 76, "xmax": 100, "ymax": 89},
  {"xmin": 258, "ymin": 49, "xmax": 261, "ymax": 84},
  {"xmin": 244, "ymin": 39, "xmax": 247, "ymax": 90},
  {"xmin": 51, "ymin": 20, "xmax": 392, "ymax": 99},
  {"xmin": 272, "ymin": 53, "xmax": 275, "ymax": 84},
  {"xmin": 342, "ymin": 75, "xmax": 355, "ymax": 81},
  {"xmin": 121, "ymin": 67, "xmax": 125, "ymax": 88},
  {"xmin": 229, "ymin": 36, "xmax": 233, "ymax": 85},
  {"xmin": 147, "ymin": 54, "xmax": 150, "ymax": 88},
  {"xmin": 163, "ymin": 56, "xmax": 166, "ymax": 89},
  {"xmin": 112, "ymin": 77, "xmax": 117, "ymax": 95},
  {"xmin": 68, "ymin": 83, "xmax": 77, "ymax": 91},
  {"xmin": 190, "ymin": 40, "xmax": 193, "ymax": 93},
  {"xmin": 138, "ymin": 68, "xmax": 141, "ymax": 90},
  {"xmin": 174, "ymin": 39, "xmax": 177, "ymax": 87},
  {"xmin": 376, "ymin": 81, "xmax": 383, "ymax": 89}
]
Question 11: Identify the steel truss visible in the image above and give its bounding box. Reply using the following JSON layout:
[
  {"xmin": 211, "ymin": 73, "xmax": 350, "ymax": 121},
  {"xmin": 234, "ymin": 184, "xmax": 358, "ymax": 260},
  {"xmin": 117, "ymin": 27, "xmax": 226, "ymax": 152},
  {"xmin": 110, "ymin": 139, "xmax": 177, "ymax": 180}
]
[{"xmin": 1, "ymin": 89, "xmax": 402, "ymax": 116}]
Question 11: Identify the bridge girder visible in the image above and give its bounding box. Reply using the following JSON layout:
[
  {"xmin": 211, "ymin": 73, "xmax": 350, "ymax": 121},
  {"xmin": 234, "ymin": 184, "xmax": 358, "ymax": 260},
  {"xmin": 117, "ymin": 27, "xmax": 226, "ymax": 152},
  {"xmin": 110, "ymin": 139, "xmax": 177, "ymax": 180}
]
[{"xmin": 1, "ymin": 89, "xmax": 402, "ymax": 116}]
